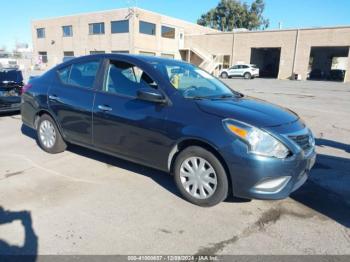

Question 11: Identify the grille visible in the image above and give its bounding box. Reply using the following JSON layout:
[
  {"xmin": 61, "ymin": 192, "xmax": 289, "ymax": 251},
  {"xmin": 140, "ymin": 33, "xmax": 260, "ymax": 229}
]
[
  {"xmin": 0, "ymin": 103, "xmax": 12, "ymax": 109},
  {"xmin": 289, "ymin": 134, "xmax": 312, "ymax": 151}
]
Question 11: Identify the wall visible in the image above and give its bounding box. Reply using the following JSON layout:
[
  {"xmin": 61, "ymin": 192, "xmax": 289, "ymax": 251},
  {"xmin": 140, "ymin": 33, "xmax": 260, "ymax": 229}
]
[
  {"xmin": 32, "ymin": 8, "xmax": 217, "ymax": 68},
  {"xmin": 132, "ymin": 8, "xmax": 217, "ymax": 59},
  {"xmin": 185, "ymin": 27, "xmax": 350, "ymax": 82},
  {"xmin": 294, "ymin": 27, "xmax": 350, "ymax": 81},
  {"xmin": 32, "ymin": 9, "xmax": 132, "ymax": 67}
]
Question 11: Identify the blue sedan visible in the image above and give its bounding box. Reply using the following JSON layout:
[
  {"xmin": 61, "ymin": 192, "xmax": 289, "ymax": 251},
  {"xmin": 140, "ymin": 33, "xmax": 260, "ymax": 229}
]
[{"xmin": 21, "ymin": 54, "xmax": 316, "ymax": 206}]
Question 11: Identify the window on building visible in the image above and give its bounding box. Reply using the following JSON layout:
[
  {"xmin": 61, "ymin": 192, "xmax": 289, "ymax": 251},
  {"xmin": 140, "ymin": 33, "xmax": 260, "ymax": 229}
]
[
  {"xmin": 105, "ymin": 60, "xmax": 157, "ymax": 97},
  {"xmin": 37, "ymin": 28, "xmax": 45, "ymax": 39},
  {"xmin": 63, "ymin": 51, "xmax": 74, "ymax": 57},
  {"xmin": 63, "ymin": 51, "xmax": 75, "ymax": 62},
  {"xmin": 111, "ymin": 51, "xmax": 129, "ymax": 54},
  {"xmin": 111, "ymin": 20, "xmax": 129, "ymax": 34},
  {"xmin": 62, "ymin": 25, "xmax": 73, "ymax": 37},
  {"xmin": 161, "ymin": 53, "xmax": 175, "ymax": 59},
  {"xmin": 139, "ymin": 21, "xmax": 156, "ymax": 35},
  {"xmin": 38, "ymin": 51, "xmax": 48, "ymax": 63},
  {"xmin": 90, "ymin": 51, "xmax": 105, "ymax": 55},
  {"xmin": 139, "ymin": 51, "xmax": 156, "ymax": 56},
  {"xmin": 68, "ymin": 61, "xmax": 100, "ymax": 89},
  {"xmin": 161, "ymin": 26, "xmax": 175, "ymax": 39},
  {"xmin": 89, "ymin": 23, "xmax": 105, "ymax": 35}
]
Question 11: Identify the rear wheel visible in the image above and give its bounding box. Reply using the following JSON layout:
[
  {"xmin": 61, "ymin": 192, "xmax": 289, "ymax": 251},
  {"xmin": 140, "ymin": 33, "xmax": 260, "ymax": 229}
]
[
  {"xmin": 174, "ymin": 146, "xmax": 229, "ymax": 207},
  {"xmin": 37, "ymin": 114, "xmax": 66, "ymax": 154},
  {"xmin": 244, "ymin": 72, "xmax": 252, "ymax": 79},
  {"xmin": 221, "ymin": 72, "xmax": 229, "ymax": 79}
]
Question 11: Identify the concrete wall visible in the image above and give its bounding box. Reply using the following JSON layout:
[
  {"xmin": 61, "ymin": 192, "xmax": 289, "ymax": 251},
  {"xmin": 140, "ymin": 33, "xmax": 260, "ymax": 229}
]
[
  {"xmin": 293, "ymin": 27, "xmax": 350, "ymax": 81},
  {"xmin": 32, "ymin": 8, "xmax": 217, "ymax": 68},
  {"xmin": 133, "ymin": 9, "xmax": 216, "ymax": 59},
  {"xmin": 185, "ymin": 27, "xmax": 350, "ymax": 82},
  {"xmin": 32, "ymin": 8, "xmax": 350, "ymax": 82},
  {"xmin": 32, "ymin": 9, "xmax": 132, "ymax": 66}
]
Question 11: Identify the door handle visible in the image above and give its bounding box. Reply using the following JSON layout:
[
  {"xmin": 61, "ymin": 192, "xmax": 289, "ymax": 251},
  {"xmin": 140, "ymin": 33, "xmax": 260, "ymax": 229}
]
[
  {"xmin": 49, "ymin": 95, "xmax": 61, "ymax": 102},
  {"xmin": 98, "ymin": 105, "xmax": 112, "ymax": 112}
]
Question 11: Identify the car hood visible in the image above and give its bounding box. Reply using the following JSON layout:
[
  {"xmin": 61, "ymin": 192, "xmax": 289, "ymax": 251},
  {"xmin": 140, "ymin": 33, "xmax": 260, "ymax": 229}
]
[{"xmin": 196, "ymin": 96, "xmax": 299, "ymax": 128}]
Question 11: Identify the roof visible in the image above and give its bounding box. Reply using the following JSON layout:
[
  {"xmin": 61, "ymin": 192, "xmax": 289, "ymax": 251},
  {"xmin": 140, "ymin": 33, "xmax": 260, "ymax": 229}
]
[
  {"xmin": 31, "ymin": 7, "xmax": 219, "ymax": 33},
  {"xmin": 197, "ymin": 25, "xmax": 350, "ymax": 36}
]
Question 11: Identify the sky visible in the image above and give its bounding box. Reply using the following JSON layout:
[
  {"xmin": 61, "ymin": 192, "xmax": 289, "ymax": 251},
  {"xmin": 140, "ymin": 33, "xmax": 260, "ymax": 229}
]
[{"xmin": 1, "ymin": 0, "xmax": 350, "ymax": 50}]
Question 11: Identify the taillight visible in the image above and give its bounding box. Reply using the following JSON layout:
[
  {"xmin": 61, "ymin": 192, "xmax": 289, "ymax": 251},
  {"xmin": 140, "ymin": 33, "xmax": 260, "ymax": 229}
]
[{"xmin": 21, "ymin": 84, "xmax": 32, "ymax": 95}]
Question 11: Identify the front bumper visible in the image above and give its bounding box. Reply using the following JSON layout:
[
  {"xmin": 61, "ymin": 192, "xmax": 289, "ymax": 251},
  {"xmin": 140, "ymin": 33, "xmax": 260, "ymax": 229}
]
[
  {"xmin": 221, "ymin": 142, "xmax": 316, "ymax": 200},
  {"xmin": 0, "ymin": 96, "xmax": 21, "ymax": 113}
]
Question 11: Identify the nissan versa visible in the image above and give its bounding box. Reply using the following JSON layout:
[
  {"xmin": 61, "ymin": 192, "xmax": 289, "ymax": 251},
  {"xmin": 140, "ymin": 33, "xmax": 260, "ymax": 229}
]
[{"xmin": 21, "ymin": 54, "xmax": 316, "ymax": 206}]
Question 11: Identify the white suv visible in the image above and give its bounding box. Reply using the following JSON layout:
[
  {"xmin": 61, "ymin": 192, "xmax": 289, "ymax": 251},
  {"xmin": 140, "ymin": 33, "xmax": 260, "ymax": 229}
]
[{"xmin": 220, "ymin": 64, "xmax": 259, "ymax": 79}]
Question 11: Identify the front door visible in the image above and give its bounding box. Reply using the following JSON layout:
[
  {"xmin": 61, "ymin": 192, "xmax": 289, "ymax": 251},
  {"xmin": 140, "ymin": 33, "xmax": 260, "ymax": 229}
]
[
  {"xmin": 48, "ymin": 60, "xmax": 101, "ymax": 145},
  {"xmin": 228, "ymin": 65, "xmax": 240, "ymax": 76},
  {"xmin": 92, "ymin": 59, "xmax": 170, "ymax": 169}
]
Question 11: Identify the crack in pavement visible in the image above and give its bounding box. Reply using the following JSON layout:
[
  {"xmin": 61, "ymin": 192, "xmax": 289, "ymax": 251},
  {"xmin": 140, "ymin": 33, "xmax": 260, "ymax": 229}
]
[
  {"xmin": 0, "ymin": 153, "xmax": 101, "ymax": 184},
  {"xmin": 195, "ymin": 205, "xmax": 318, "ymax": 255},
  {"xmin": 0, "ymin": 171, "xmax": 25, "ymax": 180},
  {"xmin": 332, "ymin": 125, "xmax": 350, "ymax": 133}
]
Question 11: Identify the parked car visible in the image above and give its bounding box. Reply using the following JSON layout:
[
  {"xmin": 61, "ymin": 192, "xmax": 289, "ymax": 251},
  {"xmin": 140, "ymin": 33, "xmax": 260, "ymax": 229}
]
[
  {"xmin": 21, "ymin": 54, "xmax": 316, "ymax": 206},
  {"xmin": 0, "ymin": 69, "xmax": 23, "ymax": 113},
  {"xmin": 328, "ymin": 69, "xmax": 346, "ymax": 81},
  {"xmin": 0, "ymin": 57, "xmax": 18, "ymax": 69},
  {"xmin": 220, "ymin": 64, "xmax": 259, "ymax": 79}
]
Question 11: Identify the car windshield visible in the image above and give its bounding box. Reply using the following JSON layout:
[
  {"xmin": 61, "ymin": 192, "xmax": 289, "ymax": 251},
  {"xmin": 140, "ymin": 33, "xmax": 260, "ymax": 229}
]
[
  {"xmin": 0, "ymin": 71, "xmax": 23, "ymax": 83},
  {"xmin": 151, "ymin": 60, "xmax": 238, "ymax": 99}
]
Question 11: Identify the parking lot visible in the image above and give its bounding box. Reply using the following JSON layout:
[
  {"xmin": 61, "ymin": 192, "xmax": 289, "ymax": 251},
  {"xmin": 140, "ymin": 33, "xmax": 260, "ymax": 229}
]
[{"xmin": 0, "ymin": 78, "xmax": 349, "ymax": 255}]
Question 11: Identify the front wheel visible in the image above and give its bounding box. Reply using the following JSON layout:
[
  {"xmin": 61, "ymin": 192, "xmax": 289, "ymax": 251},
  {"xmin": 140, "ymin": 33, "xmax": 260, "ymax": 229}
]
[
  {"xmin": 221, "ymin": 72, "xmax": 229, "ymax": 79},
  {"xmin": 37, "ymin": 114, "xmax": 67, "ymax": 154},
  {"xmin": 174, "ymin": 146, "xmax": 229, "ymax": 207}
]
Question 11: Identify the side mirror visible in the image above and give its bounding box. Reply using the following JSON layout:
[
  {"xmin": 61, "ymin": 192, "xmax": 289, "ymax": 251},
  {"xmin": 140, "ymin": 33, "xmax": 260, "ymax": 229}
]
[{"xmin": 137, "ymin": 88, "xmax": 166, "ymax": 104}]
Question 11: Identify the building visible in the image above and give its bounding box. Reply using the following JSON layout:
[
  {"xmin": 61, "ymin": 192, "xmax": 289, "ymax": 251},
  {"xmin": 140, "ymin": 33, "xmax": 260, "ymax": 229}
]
[
  {"xmin": 31, "ymin": 8, "xmax": 217, "ymax": 66},
  {"xmin": 32, "ymin": 7, "xmax": 350, "ymax": 82}
]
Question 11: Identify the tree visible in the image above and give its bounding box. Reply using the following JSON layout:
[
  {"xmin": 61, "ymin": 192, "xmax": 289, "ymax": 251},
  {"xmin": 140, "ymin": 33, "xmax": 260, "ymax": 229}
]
[{"xmin": 197, "ymin": 0, "xmax": 269, "ymax": 31}]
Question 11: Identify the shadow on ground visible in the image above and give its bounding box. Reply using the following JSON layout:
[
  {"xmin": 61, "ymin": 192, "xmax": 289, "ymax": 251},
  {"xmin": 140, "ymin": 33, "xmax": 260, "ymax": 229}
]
[
  {"xmin": 21, "ymin": 125, "xmax": 249, "ymax": 204},
  {"xmin": 21, "ymin": 125, "xmax": 350, "ymax": 225},
  {"xmin": 292, "ymin": 139, "xmax": 350, "ymax": 228},
  {"xmin": 0, "ymin": 207, "xmax": 38, "ymax": 261},
  {"xmin": 316, "ymin": 138, "xmax": 350, "ymax": 153}
]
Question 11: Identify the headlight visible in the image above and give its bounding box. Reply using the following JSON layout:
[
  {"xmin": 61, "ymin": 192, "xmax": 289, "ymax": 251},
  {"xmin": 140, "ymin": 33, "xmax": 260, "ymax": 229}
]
[{"xmin": 223, "ymin": 119, "xmax": 290, "ymax": 159}]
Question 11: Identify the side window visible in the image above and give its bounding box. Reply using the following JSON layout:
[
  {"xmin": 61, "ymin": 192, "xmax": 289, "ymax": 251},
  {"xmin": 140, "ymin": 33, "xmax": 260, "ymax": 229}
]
[
  {"xmin": 232, "ymin": 65, "xmax": 239, "ymax": 70},
  {"xmin": 242, "ymin": 65, "xmax": 249, "ymax": 69},
  {"xmin": 68, "ymin": 61, "xmax": 100, "ymax": 89},
  {"xmin": 57, "ymin": 65, "xmax": 71, "ymax": 84},
  {"xmin": 105, "ymin": 61, "xmax": 157, "ymax": 97}
]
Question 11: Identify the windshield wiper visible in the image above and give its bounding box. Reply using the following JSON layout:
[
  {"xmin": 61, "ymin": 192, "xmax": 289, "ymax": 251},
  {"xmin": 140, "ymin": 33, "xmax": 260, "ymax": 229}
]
[
  {"xmin": 209, "ymin": 94, "xmax": 237, "ymax": 100},
  {"xmin": 184, "ymin": 96, "xmax": 208, "ymax": 100}
]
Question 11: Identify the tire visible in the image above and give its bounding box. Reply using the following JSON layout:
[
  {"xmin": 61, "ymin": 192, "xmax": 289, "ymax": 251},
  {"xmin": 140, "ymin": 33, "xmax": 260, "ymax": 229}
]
[
  {"xmin": 174, "ymin": 146, "xmax": 229, "ymax": 207},
  {"xmin": 244, "ymin": 72, "xmax": 252, "ymax": 79},
  {"xmin": 37, "ymin": 114, "xmax": 67, "ymax": 154},
  {"xmin": 221, "ymin": 72, "xmax": 229, "ymax": 79}
]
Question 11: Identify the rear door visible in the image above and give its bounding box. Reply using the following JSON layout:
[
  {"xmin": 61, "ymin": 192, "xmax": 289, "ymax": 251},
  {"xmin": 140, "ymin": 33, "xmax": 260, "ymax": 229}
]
[{"xmin": 48, "ymin": 59, "xmax": 101, "ymax": 146}]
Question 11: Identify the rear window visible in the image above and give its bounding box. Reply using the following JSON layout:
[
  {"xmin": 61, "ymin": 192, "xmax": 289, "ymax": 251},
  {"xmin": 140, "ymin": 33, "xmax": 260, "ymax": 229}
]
[
  {"xmin": 57, "ymin": 61, "xmax": 100, "ymax": 89},
  {"xmin": 57, "ymin": 66, "xmax": 71, "ymax": 84},
  {"xmin": 0, "ymin": 70, "xmax": 23, "ymax": 83}
]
